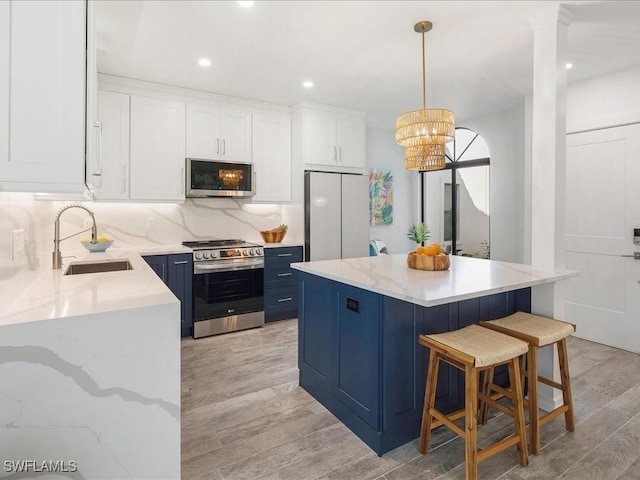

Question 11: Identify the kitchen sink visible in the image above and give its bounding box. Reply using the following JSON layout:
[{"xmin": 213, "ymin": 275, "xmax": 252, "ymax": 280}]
[{"xmin": 64, "ymin": 259, "xmax": 133, "ymax": 276}]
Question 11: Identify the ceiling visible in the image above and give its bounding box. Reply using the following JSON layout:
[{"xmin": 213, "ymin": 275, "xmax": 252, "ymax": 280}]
[{"xmin": 95, "ymin": 1, "xmax": 640, "ymax": 128}]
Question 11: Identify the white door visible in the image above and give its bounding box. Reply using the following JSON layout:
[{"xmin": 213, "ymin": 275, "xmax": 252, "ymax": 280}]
[
  {"xmin": 252, "ymin": 110, "xmax": 291, "ymax": 202},
  {"xmin": 304, "ymin": 110, "xmax": 336, "ymax": 166},
  {"xmin": 341, "ymin": 174, "xmax": 369, "ymax": 259},
  {"xmin": 130, "ymin": 96, "xmax": 185, "ymax": 201},
  {"xmin": 95, "ymin": 91, "xmax": 130, "ymax": 200},
  {"xmin": 2, "ymin": 0, "xmax": 85, "ymax": 192},
  {"xmin": 336, "ymin": 115, "xmax": 365, "ymax": 171},
  {"xmin": 220, "ymin": 106, "xmax": 251, "ymax": 162},
  {"xmin": 0, "ymin": 2, "xmax": 9, "ymax": 171},
  {"xmin": 186, "ymin": 103, "xmax": 221, "ymax": 160},
  {"xmin": 565, "ymin": 123, "xmax": 640, "ymax": 354}
]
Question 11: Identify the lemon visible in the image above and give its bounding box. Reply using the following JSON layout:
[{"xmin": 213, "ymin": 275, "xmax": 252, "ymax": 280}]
[{"xmin": 97, "ymin": 236, "xmax": 109, "ymax": 243}]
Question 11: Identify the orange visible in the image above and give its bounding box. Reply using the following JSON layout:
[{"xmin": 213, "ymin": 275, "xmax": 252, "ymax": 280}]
[
  {"xmin": 416, "ymin": 246, "xmax": 426, "ymax": 255},
  {"xmin": 429, "ymin": 243, "xmax": 442, "ymax": 254},
  {"xmin": 423, "ymin": 245, "xmax": 438, "ymax": 256}
]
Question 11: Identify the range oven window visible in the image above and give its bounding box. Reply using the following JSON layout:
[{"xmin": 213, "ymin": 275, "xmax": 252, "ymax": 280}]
[{"xmin": 193, "ymin": 268, "xmax": 263, "ymax": 322}]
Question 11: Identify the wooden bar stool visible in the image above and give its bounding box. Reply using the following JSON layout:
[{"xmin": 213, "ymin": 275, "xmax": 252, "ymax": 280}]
[
  {"xmin": 419, "ymin": 324, "xmax": 529, "ymax": 480},
  {"xmin": 479, "ymin": 312, "xmax": 576, "ymax": 455}
]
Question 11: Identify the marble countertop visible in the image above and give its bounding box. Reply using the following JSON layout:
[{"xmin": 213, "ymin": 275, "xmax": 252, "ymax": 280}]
[
  {"xmin": 0, "ymin": 245, "xmax": 191, "ymax": 328},
  {"xmin": 291, "ymin": 254, "xmax": 578, "ymax": 308},
  {"xmin": 262, "ymin": 242, "xmax": 304, "ymax": 249}
]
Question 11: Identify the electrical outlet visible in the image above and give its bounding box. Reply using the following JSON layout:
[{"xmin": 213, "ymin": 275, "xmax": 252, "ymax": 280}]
[
  {"xmin": 11, "ymin": 229, "xmax": 25, "ymax": 262},
  {"xmin": 147, "ymin": 217, "xmax": 157, "ymax": 234}
]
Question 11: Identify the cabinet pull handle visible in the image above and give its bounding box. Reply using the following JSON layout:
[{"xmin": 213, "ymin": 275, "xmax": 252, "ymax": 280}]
[
  {"xmin": 217, "ymin": 138, "xmax": 220, "ymax": 155},
  {"xmin": 338, "ymin": 146, "xmax": 342, "ymax": 162},
  {"xmin": 121, "ymin": 165, "xmax": 126, "ymax": 193},
  {"xmin": 173, "ymin": 260, "xmax": 188, "ymax": 265},
  {"xmin": 333, "ymin": 146, "xmax": 337, "ymax": 161},
  {"xmin": 222, "ymin": 139, "xmax": 226, "ymax": 155},
  {"xmin": 278, "ymin": 297, "xmax": 293, "ymax": 303},
  {"xmin": 277, "ymin": 272, "xmax": 292, "ymax": 277},
  {"xmin": 93, "ymin": 121, "xmax": 103, "ymax": 176},
  {"xmin": 277, "ymin": 253, "xmax": 293, "ymax": 257}
]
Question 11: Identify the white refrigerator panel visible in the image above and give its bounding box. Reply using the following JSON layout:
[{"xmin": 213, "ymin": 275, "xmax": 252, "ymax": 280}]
[
  {"xmin": 308, "ymin": 172, "xmax": 342, "ymax": 261},
  {"xmin": 341, "ymin": 174, "xmax": 369, "ymax": 259}
]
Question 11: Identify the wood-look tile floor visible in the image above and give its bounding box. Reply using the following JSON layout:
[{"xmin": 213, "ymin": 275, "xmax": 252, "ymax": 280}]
[{"xmin": 181, "ymin": 319, "xmax": 640, "ymax": 480}]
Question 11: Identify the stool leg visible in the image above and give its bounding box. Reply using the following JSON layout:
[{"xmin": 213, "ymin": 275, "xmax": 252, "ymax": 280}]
[
  {"xmin": 509, "ymin": 356, "xmax": 529, "ymax": 467},
  {"xmin": 479, "ymin": 367, "xmax": 494, "ymax": 424},
  {"xmin": 464, "ymin": 365, "xmax": 478, "ymax": 480},
  {"xmin": 557, "ymin": 338, "xmax": 575, "ymax": 432},
  {"xmin": 419, "ymin": 349, "xmax": 439, "ymax": 454},
  {"xmin": 527, "ymin": 345, "xmax": 540, "ymax": 455}
]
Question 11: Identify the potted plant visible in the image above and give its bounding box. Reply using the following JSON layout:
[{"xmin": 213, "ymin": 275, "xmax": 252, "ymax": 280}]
[{"xmin": 407, "ymin": 222, "xmax": 430, "ymax": 246}]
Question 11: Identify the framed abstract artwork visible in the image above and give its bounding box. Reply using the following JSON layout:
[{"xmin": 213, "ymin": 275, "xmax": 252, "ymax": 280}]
[{"xmin": 369, "ymin": 169, "xmax": 393, "ymax": 225}]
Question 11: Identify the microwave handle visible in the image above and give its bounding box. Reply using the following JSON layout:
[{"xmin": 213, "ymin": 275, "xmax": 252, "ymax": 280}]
[{"xmin": 181, "ymin": 167, "xmax": 185, "ymax": 194}]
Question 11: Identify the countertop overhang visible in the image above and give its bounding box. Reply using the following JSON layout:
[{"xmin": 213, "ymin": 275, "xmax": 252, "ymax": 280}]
[{"xmin": 291, "ymin": 254, "xmax": 578, "ymax": 308}]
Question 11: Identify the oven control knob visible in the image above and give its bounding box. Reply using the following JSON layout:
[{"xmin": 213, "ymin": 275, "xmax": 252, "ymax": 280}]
[
  {"xmin": 249, "ymin": 248, "xmax": 256, "ymax": 255},
  {"xmin": 195, "ymin": 251, "xmax": 204, "ymax": 260},
  {"xmin": 210, "ymin": 250, "xmax": 219, "ymax": 259},
  {"xmin": 256, "ymin": 248, "xmax": 263, "ymax": 256},
  {"xmin": 243, "ymin": 249, "xmax": 250, "ymax": 256},
  {"xmin": 203, "ymin": 251, "xmax": 211, "ymax": 259}
]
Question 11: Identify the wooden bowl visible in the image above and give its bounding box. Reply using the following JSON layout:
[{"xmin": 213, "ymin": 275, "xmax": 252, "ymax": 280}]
[
  {"xmin": 260, "ymin": 230, "xmax": 287, "ymax": 243},
  {"xmin": 407, "ymin": 252, "xmax": 450, "ymax": 271}
]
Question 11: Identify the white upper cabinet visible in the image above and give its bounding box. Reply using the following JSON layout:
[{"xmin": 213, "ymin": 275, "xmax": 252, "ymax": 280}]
[
  {"xmin": 304, "ymin": 110, "xmax": 337, "ymax": 166},
  {"xmin": 0, "ymin": 2, "xmax": 9, "ymax": 173},
  {"xmin": 297, "ymin": 105, "xmax": 366, "ymax": 173},
  {"xmin": 93, "ymin": 90, "xmax": 130, "ymax": 200},
  {"xmin": 130, "ymin": 95, "xmax": 186, "ymax": 201},
  {"xmin": 0, "ymin": 0, "xmax": 86, "ymax": 193},
  {"xmin": 252, "ymin": 110, "xmax": 292, "ymax": 203},
  {"xmin": 186, "ymin": 102, "xmax": 251, "ymax": 162}
]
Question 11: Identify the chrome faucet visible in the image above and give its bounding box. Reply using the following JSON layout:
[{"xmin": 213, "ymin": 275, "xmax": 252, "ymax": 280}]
[{"xmin": 52, "ymin": 204, "xmax": 98, "ymax": 269}]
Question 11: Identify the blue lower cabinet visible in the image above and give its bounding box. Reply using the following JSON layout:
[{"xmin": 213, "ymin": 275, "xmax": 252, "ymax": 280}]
[
  {"xmin": 264, "ymin": 246, "xmax": 303, "ymax": 322},
  {"xmin": 333, "ymin": 286, "xmax": 380, "ymax": 429},
  {"xmin": 298, "ymin": 271, "xmax": 532, "ymax": 456},
  {"xmin": 143, "ymin": 253, "xmax": 193, "ymax": 337}
]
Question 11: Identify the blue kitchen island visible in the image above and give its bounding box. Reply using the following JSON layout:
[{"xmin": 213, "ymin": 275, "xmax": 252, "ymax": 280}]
[{"xmin": 291, "ymin": 254, "xmax": 576, "ymax": 456}]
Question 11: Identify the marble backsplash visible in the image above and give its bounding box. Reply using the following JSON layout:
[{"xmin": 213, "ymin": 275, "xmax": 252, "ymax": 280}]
[{"xmin": 0, "ymin": 193, "xmax": 304, "ymax": 275}]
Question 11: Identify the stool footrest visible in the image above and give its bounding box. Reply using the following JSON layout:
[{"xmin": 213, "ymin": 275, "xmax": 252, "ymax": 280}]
[
  {"xmin": 430, "ymin": 408, "xmax": 465, "ymax": 437},
  {"xmin": 477, "ymin": 434, "xmax": 522, "ymax": 462},
  {"xmin": 539, "ymin": 405, "xmax": 570, "ymax": 426},
  {"xmin": 478, "ymin": 392, "xmax": 513, "ymax": 417},
  {"xmin": 538, "ymin": 375, "xmax": 563, "ymax": 390}
]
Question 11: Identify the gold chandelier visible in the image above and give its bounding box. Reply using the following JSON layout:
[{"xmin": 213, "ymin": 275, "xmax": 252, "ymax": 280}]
[{"xmin": 396, "ymin": 21, "xmax": 455, "ymax": 171}]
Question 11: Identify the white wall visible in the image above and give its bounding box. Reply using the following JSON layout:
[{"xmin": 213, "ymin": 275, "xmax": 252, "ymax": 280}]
[
  {"xmin": 567, "ymin": 64, "xmax": 640, "ymax": 133},
  {"xmin": 366, "ymin": 127, "xmax": 416, "ymax": 254},
  {"xmin": 462, "ymin": 102, "xmax": 526, "ymax": 263}
]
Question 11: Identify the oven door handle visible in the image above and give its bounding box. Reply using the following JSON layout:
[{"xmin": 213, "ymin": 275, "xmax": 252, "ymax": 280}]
[{"xmin": 194, "ymin": 262, "xmax": 264, "ymax": 274}]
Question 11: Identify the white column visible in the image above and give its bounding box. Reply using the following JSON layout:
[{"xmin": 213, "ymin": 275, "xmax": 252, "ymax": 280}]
[{"xmin": 529, "ymin": 5, "xmax": 571, "ymax": 411}]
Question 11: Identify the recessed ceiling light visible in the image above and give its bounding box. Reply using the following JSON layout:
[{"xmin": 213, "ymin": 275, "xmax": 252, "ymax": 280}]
[
  {"xmin": 565, "ymin": 62, "xmax": 573, "ymax": 70},
  {"xmin": 237, "ymin": 1, "xmax": 254, "ymax": 7},
  {"xmin": 302, "ymin": 80, "xmax": 314, "ymax": 89},
  {"xmin": 198, "ymin": 58, "xmax": 211, "ymax": 67}
]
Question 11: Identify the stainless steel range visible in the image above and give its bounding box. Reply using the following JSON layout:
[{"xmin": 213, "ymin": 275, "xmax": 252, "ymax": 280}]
[{"xmin": 183, "ymin": 239, "xmax": 264, "ymax": 339}]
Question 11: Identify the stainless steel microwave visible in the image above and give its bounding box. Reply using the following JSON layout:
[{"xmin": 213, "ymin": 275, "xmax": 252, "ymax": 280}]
[{"xmin": 185, "ymin": 158, "xmax": 255, "ymax": 198}]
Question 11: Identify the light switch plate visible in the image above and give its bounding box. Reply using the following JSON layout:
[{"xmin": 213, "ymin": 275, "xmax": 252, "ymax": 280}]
[{"xmin": 11, "ymin": 229, "xmax": 25, "ymax": 261}]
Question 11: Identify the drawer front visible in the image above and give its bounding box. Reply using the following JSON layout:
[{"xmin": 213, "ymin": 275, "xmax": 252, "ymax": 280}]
[
  {"xmin": 264, "ymin": 265, "xmax": 298, "ymax": 287},
  {"xmin": 264, "ymin": 246, "xmax": 303, "ymax": 264},
  {"xmin": 265, "ymin": 286, "xmax": 298, "ymax": 313}
]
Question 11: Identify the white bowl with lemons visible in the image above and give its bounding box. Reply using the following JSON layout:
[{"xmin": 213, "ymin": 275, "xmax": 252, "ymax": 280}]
[{"xmin": 80, "ymin": 236, "xmax": 114, "ymax": 253}]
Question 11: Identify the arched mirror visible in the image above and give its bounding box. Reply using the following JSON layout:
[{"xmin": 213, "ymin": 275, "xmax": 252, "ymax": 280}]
[{"xmin": 422, "ymin": 127, "xmax": 490, "ymax": 258}]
